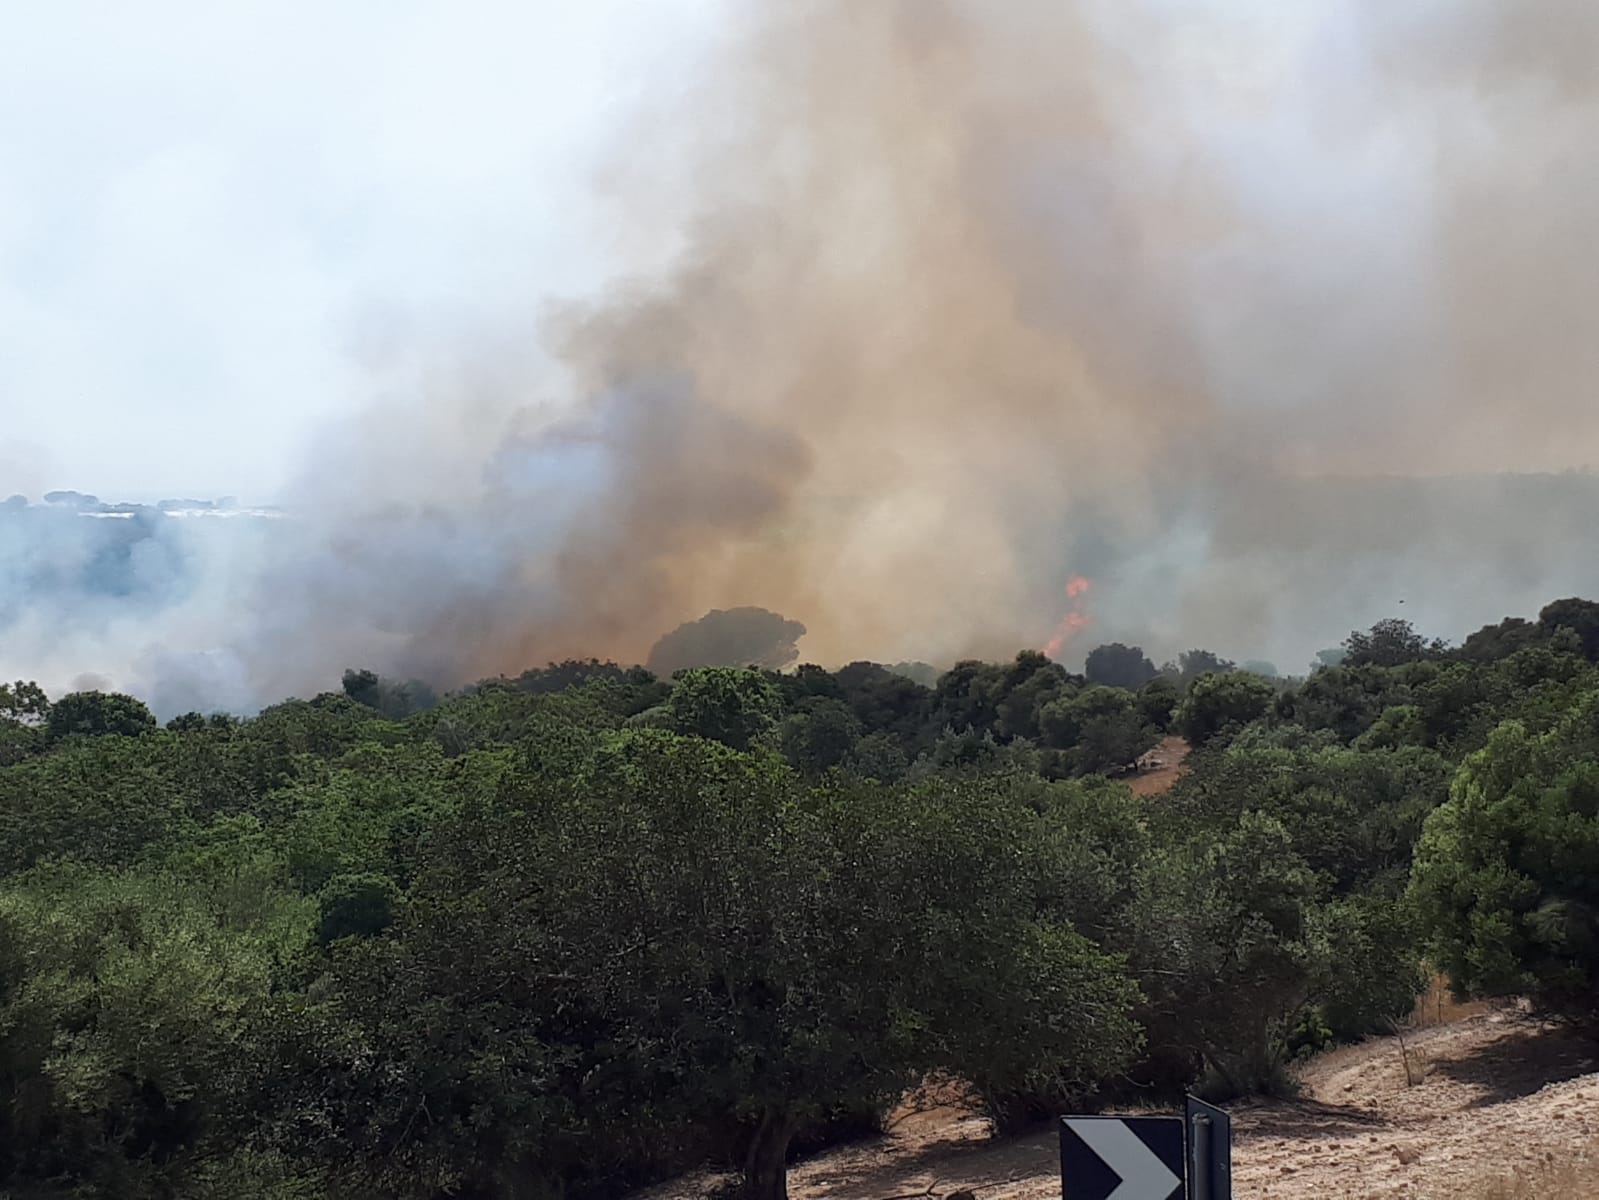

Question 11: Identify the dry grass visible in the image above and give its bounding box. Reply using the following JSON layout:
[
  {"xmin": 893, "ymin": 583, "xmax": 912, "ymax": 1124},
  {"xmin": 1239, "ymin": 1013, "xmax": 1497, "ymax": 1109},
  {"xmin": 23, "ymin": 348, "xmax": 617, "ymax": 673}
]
[
  {"xmin": 1409, "ymin": 971, "xmax": 1492, "ymax": 1029},
  {"xmin": 1388, "ymin": 1014, "xmax": 1435, "ymax": 1087},
  {"xmin": 1333, "ymin": 1154, "xmax": 1599, "ymax": 1200},
  {"xmin": 1447, "ymin": 1158, "xmax": 1599, "ymax": 1199},
  {"xmin": 1398, "ymin": 1037, "xmax": 1434, "ymax": 1087}
]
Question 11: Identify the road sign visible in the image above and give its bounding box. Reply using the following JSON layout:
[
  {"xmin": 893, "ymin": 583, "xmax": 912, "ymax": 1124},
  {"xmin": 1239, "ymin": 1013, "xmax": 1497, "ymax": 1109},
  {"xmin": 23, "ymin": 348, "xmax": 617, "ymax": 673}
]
[
  {"xmin": 1185, "ymin": 1096, "xmax": 1232, "ymax": 1200},
  {"xmin": 1060, "ymin": 1115, "xmax": 1184, "ymax": 1200}
]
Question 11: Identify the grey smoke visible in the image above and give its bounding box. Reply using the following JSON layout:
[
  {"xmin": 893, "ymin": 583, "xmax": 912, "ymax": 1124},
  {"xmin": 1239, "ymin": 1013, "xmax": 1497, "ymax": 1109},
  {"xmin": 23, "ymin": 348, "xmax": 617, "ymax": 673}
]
[{"xmin": 6, "ymin": 0, "xmax": 1599, "ymax": 713}]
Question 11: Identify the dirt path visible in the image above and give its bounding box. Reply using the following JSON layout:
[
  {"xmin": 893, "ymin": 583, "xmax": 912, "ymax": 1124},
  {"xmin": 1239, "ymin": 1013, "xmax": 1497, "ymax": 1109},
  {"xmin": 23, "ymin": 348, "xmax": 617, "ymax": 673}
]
[
  {"xmin": 645, "ymin": 1014, "xmax": 1599, "ymax": 1200},
  {"xmin": 1230, "ymin": 1013, "xmax": 1598, "ymax": 1197}
]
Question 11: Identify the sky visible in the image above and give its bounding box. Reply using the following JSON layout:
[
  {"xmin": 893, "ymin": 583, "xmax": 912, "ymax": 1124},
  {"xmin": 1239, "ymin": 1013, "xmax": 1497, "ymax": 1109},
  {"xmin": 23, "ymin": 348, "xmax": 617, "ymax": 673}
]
[{"xmin": 0, "ymin": 0, "xmax": 726, "ymax": 503}]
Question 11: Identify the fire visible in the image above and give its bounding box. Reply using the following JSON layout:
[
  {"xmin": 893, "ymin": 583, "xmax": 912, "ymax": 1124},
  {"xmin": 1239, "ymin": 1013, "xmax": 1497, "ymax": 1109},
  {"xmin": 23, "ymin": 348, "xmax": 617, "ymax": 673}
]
[
  {"xmin": 1042, "ymin": 612, "xmax": 1090, "ymax": 659},
  {"xmin": 1042, "ymin": 575, "xmax": 1092, "ymax": 659}
]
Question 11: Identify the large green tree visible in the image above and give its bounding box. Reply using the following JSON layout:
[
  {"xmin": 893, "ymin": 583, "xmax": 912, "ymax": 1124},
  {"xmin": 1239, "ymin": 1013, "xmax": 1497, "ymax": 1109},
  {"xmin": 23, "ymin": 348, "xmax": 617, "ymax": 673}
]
[
  {"xmin": 1039, "ymin": 687, "xmax": 1158, "ymax": 775},
  {"xmin": 1175, "ymin": 672, "xmax": 1275, "ymax": 746},
  {"xmin": 46, "ymin": 690, "xmax": 157, "ymax": 741},
  {"xmin": 1538, "ymin": 598, "xmax": 1599, "ymax": 661},
  {"xmin": 1342, "ymin": 618, "xmax": 1445, "ymax": 669},
  {"xmin": 318, "ymin": 732, "xmax": 1140, "ymax": 1200},
  {"xmin": 0, "ymin": 679, "xmax": 49, "ymax": 765},
  {"xmin": 1411, "ymin": 701, "xmax": 1599, "ymax": 1022},
  {"xmin": 778, "ymin": 696, "xmax": 862, "ymax": 774}
]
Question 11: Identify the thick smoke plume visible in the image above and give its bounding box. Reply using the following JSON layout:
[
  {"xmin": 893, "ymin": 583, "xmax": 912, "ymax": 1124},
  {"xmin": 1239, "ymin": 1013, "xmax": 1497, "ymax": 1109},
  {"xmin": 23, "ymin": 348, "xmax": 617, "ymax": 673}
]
[{"xmin": 10, "ymin": 0, "xmax": 1599, "ymax": 713}]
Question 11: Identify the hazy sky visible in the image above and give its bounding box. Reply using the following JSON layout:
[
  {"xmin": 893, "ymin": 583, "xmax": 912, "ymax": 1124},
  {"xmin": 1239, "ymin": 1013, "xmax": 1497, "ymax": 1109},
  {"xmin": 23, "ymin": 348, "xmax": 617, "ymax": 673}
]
[
  {"xmin": 9, "ymin": 0, "xmax": 1599, "ymax": 704},
  {"xmin": 0, "ymin": 0, "xmax": 726, "ymax": 503},
  {"xmin": 4, "ymin": 1, "xmax": 1595, "ymax": 500}
]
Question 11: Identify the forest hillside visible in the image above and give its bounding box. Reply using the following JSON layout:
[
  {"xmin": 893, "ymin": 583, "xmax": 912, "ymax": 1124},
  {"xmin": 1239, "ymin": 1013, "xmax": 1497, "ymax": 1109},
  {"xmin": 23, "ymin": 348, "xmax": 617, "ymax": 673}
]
[{"xmin": 1, "ymin": 601, "xmax": 1598, "ymax": 1198}]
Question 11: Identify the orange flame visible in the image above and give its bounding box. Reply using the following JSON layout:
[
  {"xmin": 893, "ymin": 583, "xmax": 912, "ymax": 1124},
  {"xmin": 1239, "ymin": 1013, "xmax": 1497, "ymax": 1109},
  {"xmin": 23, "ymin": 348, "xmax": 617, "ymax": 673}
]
[
  {"xmin": 1042, "ymin": 576, "xmax": 1092, "ymax": 659},
  {"xmin": 1042, "ymin": 612, "xmax": 1090, "ymax": 658}
]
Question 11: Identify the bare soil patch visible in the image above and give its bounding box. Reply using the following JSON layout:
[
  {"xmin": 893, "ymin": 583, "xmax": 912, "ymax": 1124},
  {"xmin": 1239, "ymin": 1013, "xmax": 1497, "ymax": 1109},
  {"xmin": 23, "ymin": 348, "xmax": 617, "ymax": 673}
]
[{"xmin": 1126, "ymin": 735, "xmax": 1191, "ymax": 797}]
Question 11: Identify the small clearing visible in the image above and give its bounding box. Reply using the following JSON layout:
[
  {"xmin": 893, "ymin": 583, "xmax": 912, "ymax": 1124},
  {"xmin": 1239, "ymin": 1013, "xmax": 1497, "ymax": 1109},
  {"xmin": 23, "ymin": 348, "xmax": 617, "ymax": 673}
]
[{"xmin": 1126, "ymin": 735, "xmax": 1191, "ymax": 797}]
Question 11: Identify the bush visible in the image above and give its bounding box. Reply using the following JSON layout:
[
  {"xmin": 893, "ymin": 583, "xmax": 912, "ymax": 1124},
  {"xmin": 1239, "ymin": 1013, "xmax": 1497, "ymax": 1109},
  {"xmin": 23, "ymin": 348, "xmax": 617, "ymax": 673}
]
[{"xmin": 0, "ymin": 865, "xmax": 313, "ymax": 1196}]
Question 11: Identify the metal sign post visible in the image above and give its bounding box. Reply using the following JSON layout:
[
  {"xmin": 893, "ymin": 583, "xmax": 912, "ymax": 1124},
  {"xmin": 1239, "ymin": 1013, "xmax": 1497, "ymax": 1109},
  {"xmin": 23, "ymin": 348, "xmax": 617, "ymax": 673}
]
[{"xmin": 1185, "ymin": 1095, "xmax": 1232, "ymax": 1200}]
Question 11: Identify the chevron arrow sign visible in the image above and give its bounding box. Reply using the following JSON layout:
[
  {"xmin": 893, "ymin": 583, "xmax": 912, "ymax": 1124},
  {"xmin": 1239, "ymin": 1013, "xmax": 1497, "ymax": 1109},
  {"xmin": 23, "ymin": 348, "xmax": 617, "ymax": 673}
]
[{"xmin": 1060, "ymin": 1115, "xmax": 1185, "ymax": 1200}]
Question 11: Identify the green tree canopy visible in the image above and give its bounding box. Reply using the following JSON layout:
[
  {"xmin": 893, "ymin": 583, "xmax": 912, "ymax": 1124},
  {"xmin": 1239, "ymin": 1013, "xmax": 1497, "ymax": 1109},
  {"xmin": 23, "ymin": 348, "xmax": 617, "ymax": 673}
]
[
  {"xmin": 647, "ymin": 607, "xmax": 808, "ymax": 676},
  {"xmin": 1176, "ymin": 672, "xmax": 1276, "ymax": 746},
  {"xmin": 1175, "ymin": 649, "xmax": 1236, "ymax": 682},
  {"xmin": 1411, "ymin": 702, "xmax": 1599, "ymax": 1021},
  {"xmin": 665, "ymin": 667, "xmax": 784, "ymax": 751},
  {"xmin": 1136, "ymin": 676, "xmax": 1181, "ymax": 732},
  {"xmin": 0, "ymin": 863, "xmax": 314, "ymax": 1196},
  {"xmin": 46, "ymin": 690, "xmax": 157, "ymax": 740},
  {"xmin": 1343, "ymin": 618, "xmax": 1446, "ymax": 668},
  {"xmin": 1539, "ymin": 597, "xmax": 1599, "ymax": 661},
  {"xmin": 1039, "ymin": 687, "xmax": 1158, "ymax": 775},
  {"xmin": 0, "ymin": 680, "xmax": 49, "ymax": 765},
  {"xmin": 778, "ymin": 696, "xmax": 862, "ymax": 774},
  {"xmin": 317, "ymin": 732, "xmax": 1140, "ymax": 1200}
]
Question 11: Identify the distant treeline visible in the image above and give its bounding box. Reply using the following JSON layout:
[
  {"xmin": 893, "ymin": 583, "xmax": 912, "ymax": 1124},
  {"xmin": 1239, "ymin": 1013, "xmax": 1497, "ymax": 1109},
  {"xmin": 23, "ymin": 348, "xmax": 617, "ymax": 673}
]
[
  {"xmin": 0, "ymin": 600, "xmax": 1596, "ymax": 1199},
  {"xmin": 6, "ymin": 491, "xmax": 249, "ymax": 512}
]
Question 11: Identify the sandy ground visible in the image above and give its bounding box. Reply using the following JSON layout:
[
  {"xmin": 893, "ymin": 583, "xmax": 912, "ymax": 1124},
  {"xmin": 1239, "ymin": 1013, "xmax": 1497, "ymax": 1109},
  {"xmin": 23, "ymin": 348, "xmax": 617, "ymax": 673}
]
[{"xmin": 646, "ymin": 1013, "xmax": 1599, "ymax": 1200}]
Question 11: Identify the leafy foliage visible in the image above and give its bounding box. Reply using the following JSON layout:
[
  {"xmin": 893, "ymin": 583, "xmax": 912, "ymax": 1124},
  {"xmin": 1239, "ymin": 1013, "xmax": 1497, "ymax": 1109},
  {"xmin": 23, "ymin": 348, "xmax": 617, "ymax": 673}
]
[
  {"xmin": 1175, "ymin": 672, "xmax": 1276, "ymax": 746},
  {"xmin": 0, "ymin": 863, "xmax": 314, "ymax": 1197},
  {"xmin": 665, "ymin": 667, "xmax": 784, "ymax": 751},
  {"xmin": 1343, "ymin": 618, "xmax": 1447, "ymax": 668},
  {"xmin": 47, "ymin": 689, "xmax": 158, "ymax": 740},
  {"xmin": 1411, "ymin": 703, "xmax": 1599, "ymax": 1022},
  {"xmin": 309, "ymin": 735, "xmax": 1140, "ymax": 1199},
  {"xmin": 0, "ymin": 595, "xmax": 1594, "ymax": 1197}
]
